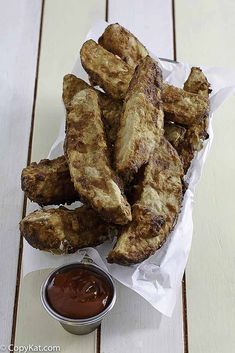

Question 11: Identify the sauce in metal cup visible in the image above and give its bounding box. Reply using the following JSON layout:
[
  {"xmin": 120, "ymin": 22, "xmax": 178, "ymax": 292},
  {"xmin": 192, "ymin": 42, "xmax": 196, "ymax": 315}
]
[{"xmin": 41, "ymin": 263, "xmax": 116, "ymax": 335}]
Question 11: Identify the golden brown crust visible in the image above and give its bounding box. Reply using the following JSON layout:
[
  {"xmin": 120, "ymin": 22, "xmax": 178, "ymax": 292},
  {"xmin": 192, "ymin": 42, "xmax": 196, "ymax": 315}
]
[
  {"xmin": 108, "ymin": 138, "xmax": 183, "ymax": 264},
  {"xmin": 98, "ymin": 23, "xmax": 148, "ymax": 68},
  {"xmin": 63, "ymin": 74, "xmax": 122, "ymax": 148},
  {"xmin": 97, "ymin": 91, "xmax": 123, "ymax": 148},
  {"xmin": 184, "ymin": 67, "xmax": 211, "ymax": 98},
  {"xmin": 178, "ymin": 117, "xmax": 209, "ymax": 172},
  {"xmin": 80, "ymin": 41, "xmax": 208, "ymax": 122},
  {"xmin": 20, "ymin": 206, "xmax": 116, "ymax": 254},
  {"xmin": 164, "ymin": 122, "xmax": 186, "ymax": 149},
  {"xmin": 64, "ymin": 88, "xmax": 132, "ymax": 225},
  {"xmin": 21, "ymin": 156, "xmax": 78, "ymax": 206},
  {"xmin": 163, "ymin": 83, "xmax": 209, "ymax": 126},
  {"xmin": 22, "ymin": 87, "xmax": 122, "ymax": 207},
  {"xmin": 177, "ymin": 67, "xmax": 211, "ymax": 172},
  {"xmin": 80, "ymin": 40, "xmax": 134, "ymax": 100},
  {"xmin": 115, "ymin": 56, "xmax": 164, "ymax": 180},
  {"xmin": 63, "ymin": 74, "xmax": 90, "ymax": 111}
]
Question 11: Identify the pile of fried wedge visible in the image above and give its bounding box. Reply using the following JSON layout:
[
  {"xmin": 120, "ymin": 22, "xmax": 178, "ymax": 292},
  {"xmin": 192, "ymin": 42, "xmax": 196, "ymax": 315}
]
[{"xmin": 20, "ymin": 24, "xmax": 211, "ymax": 265}]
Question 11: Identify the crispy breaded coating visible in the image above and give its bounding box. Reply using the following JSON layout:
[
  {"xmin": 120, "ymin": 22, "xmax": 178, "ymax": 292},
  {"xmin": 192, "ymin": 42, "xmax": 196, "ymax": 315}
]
[
  {"xmin": 63, "ymin": 74, "xmax": 90, "ymax": 111},
  {"xmin": 80, "ymin": 42, "xmax": 208, "ymax": 123},
  {"xmin": 98, "ymin": 23, "xmax": 148, "ymax": 68},
  {"xmin": 63, "ymin": 74, "xmax": 122, "ymax": 147},
  {"xmin": 164, "ymin": 122, "xmax": 186, "ymax": 149},
  {"xmin": 108, "ymin": 138, "xmax": 183, "ymax": 264},
  {"xmin": 20, "ymin": 206, "xmax": 115, "ymax": 254},
  {"xmin": 184, "ymin": 67, "xmax": 211, "ymax": 98},
  {"xmin": 80, "ymin": 39, "xmax": 134, "ymax": 100},
  {"xmin": 163, "ymin": 83, "xmax": 209, "ymax": 126},
  {"xmin": 64, "ymin": 88, "xmax": 132, "ymax": 225},
  {"xmin": 178, "ymin": 67, "xmax": 211, "ymax": 172},
  {"xmin": 178, "ymin": 119, "xmax": 208, "ymax": 173},
  {"xmin": 115, "ymin": 56, "xmax": 164, "ymax": 180},
  {"xmin": 100, "ymin": 107, "xmax": 120, "ymax": 149},
  {"xmin": 97, "ymin": 89, "xmax": 122, "ymax": 147},
  {"xmin": 21, "ymin": 156, "xmax": 79, "ymax": 206}
]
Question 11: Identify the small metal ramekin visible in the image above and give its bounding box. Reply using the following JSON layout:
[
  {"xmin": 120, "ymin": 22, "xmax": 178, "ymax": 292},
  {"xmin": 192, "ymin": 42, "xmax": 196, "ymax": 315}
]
[{"xmin": 40, "ymin": 262, "xmax": 116, "ymax": 335}]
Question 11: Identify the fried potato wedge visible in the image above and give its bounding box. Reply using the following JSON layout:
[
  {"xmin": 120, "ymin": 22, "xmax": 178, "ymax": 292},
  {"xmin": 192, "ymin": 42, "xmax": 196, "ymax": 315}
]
[
  {"xmin": 178, "ymin": 118, "xmax": 209, "ymax": 173},
  {"xmin": 184, "ymin": 67, "xmax": 211, "ymax": 98},
  {"xmin": 80, "ymin": 40, "xmax": 134, "ymax": 100},
  {"xmin": 98, "ymin": 23, "xmax": 148, "ymax": 68},
  {"xmin": 63, "ymin": 74, "xmax": 90, "ymax": 111},
  {"xmin": 115, "ymin": 56, "xmax": 164, "ymax": 180},
  {"xmin": 64, "ymin": 88, "xmax": 132, "ymax": 225},
  {"xmin": 164, "ymin": 122, "xmax": 186, "ymax": 149},
  {"xmin": 178, "ymin": 67, "xmax": 211, "ymax": 172},
  {"xmin": 163, "ymin": 83, "xmax": 209, "ymax": 126},
  {"xmin": 108, "ymin": 138, "xmax": 183, "ymax": 264},
  {"xmin": 21, "ymin": 128, "xmax": 183, "ymax": 208},
  {"xmin": 21, "ymin": 156, "xmax": 79, "ymax": 206},
  {"xmin": 20, "ymin": 206, "xmax": 116, "ymax": 254},
  {"xmin": 80, "ymin": 41, "xmax": 208, "ymax": 124},
  {"xmin": 63, "ymin": 74, "xmax": 122, "ymax": 147}
]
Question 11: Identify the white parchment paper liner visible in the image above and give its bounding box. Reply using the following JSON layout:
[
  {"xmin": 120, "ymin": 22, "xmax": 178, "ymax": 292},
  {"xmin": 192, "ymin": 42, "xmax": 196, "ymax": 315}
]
[{"xmin": 22, "ymin": 21, "xmax": 235, "ymax": 317}]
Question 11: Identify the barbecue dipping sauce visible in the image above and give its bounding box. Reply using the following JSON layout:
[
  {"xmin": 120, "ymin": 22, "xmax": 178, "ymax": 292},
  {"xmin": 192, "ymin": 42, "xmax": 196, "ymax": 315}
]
[{"xmin": 46, "ymin": 267, "xmax": 112, "ymax": 319}]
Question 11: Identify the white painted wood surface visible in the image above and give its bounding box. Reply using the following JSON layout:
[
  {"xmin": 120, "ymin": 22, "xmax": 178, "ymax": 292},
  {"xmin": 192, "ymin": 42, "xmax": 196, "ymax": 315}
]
[
  {"xmin": 175, "ymin": 0, "xmax": 235, "ymax": 352},
  {"xmin": 32, "ymin": 0, "xmax": 106, "ymax": 161},
  {"xmin": 101, "ymin": 282, "xmax": 183, "ymax": 353},
  {"xmin": 0, "ymin": 0, "xmax": 42, "ymax": 346}
]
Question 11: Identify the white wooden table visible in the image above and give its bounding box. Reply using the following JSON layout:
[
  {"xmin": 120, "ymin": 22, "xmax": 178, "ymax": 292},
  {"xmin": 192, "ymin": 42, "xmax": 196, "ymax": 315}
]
[{"xmin": 1, "ymin": 1, "xmax": 235, "ymax": 352}]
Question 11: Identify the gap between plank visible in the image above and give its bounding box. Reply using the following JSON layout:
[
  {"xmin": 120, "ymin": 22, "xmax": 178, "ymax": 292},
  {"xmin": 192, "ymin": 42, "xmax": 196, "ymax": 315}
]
[
  {"xmin": 182, "ymin": 275, "xmax": 189, "ymax": 353},
  {"xmin": 172, "ymin": 0, "xmax": 177, "ymax": 61},
  {"xmin": 172, "ymin": 1, "xmax": 189, "ymax": 352},
  {"xmin": 105, "ymin": 0, "xmax": 109, "ymax": 22},
  {"xmin": 97, "ymin": 2, "xmax": 108, "ymax": 352},
  {"xmin": 11, "ymin": 0, "xmax": 45, "ymax": 346},
  {"xmin": 96, "ymin": 325, "xmax": 101, "ymax": 353}
]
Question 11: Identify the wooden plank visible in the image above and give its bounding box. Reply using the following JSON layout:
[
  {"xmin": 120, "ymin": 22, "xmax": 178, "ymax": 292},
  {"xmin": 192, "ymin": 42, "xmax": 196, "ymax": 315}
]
[
  {"xmin": 31, "ymin": 0, "xmax": 106, "ymax": 162},
  {"xmin": 0, "ymin": 0, "xmax": 42, "ymax": 346},
  {"xmin": 175, "ymin": 1, "xmax": 235, "ymax": 352},
  {"xmin": 15, "ymin": 0, "xmax": 106, "ymax": 351},
  {"xmin": 101, "ymin": 282, "xmax": 184, "ymax": 353},
  {"xmin": 101, "ymin": 2, "xmax": 185, "ymax": 353}
]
